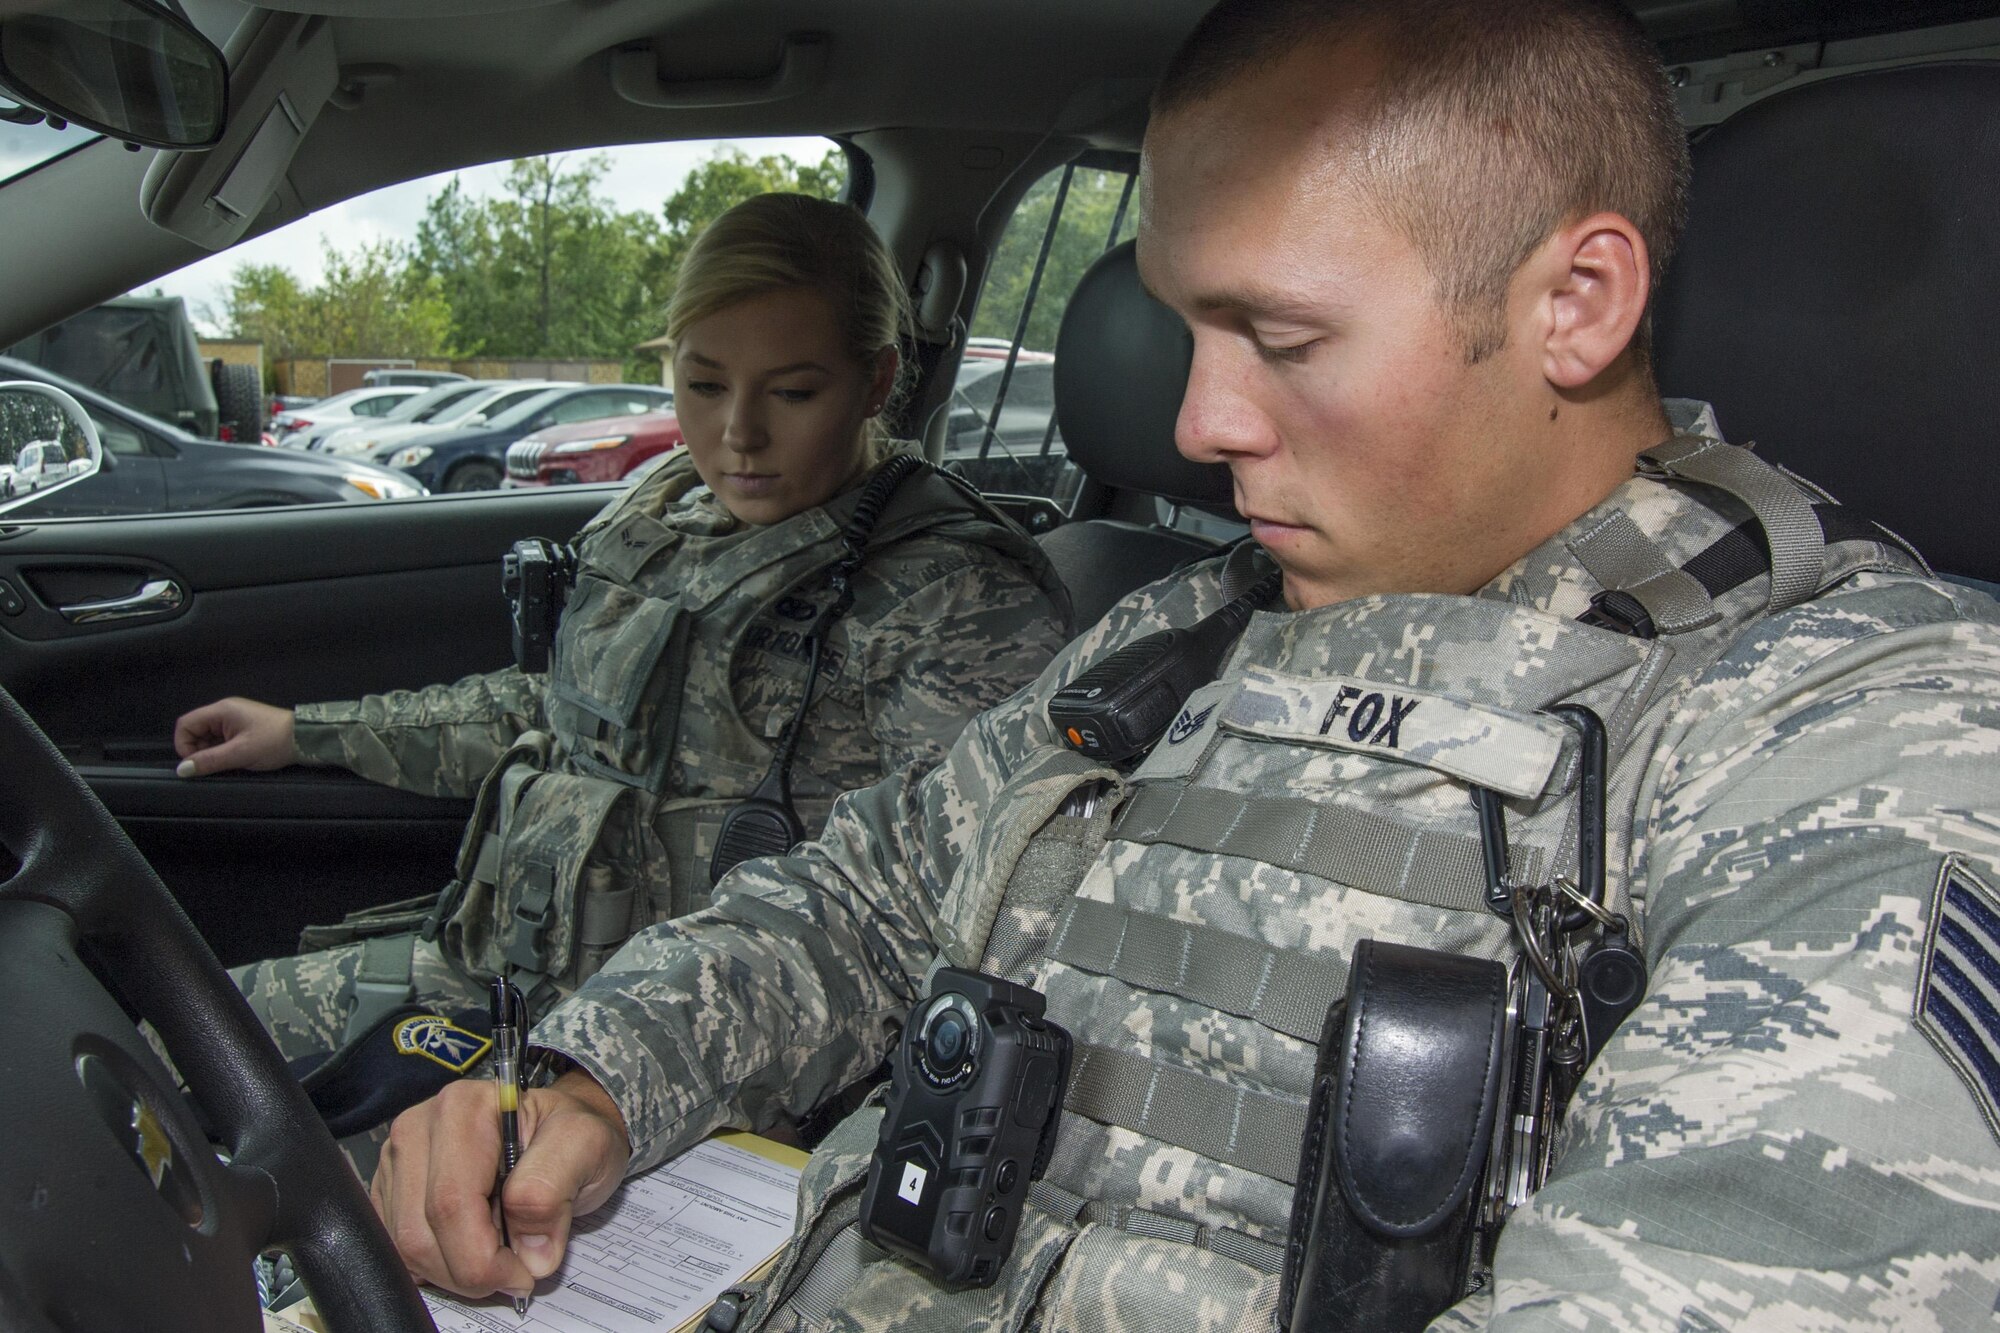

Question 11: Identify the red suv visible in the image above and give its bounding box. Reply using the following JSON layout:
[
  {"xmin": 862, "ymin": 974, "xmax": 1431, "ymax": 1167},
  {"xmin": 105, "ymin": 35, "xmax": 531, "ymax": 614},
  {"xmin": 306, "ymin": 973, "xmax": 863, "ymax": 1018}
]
[{"xmin": 503, "ymin": 406, "xmax": 682, "ymax": 487}]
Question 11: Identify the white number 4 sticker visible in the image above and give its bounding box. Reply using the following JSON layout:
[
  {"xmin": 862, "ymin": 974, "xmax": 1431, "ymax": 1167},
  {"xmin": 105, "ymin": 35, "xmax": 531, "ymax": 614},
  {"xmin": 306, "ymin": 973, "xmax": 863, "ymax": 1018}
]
[{"xmin": 897, "ymin": 1161, "xmax": 928, "ymax": 1205}]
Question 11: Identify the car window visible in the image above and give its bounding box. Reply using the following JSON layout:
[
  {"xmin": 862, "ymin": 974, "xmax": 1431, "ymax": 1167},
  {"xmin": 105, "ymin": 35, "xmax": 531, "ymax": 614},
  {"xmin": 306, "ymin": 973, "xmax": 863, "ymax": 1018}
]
[
  {"xmin": 545, "ymin": 391, "xmax": 634, "ymax": 426},
  {"xmin": 351, "ymin": 393, "xmax": 408, "ymax": 418},
  {"xmin": 402, "ymin": 383, "xmax": 488, "ymax": 422},
  {"xmin": 476, "ymin": 387, "xmax": 548, "ymax": 419},
  {"xmin": 951, "ymin": 154, "xmax": 1136, "ymax": 511},
  {"xmin": 4, "ymin": 137, "xmax": 840, "ymax": 517},
  {"xmin": 88, "ymin": 412, "xmax": 151, "ymax": 458}
]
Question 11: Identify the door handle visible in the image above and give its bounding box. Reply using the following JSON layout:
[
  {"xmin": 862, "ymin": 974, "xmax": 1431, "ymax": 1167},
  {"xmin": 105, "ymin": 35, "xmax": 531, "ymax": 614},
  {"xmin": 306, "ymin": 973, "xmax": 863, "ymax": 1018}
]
[{"xmin": 59, "ymin": 578, "xmax": 186, "ymax": 624}]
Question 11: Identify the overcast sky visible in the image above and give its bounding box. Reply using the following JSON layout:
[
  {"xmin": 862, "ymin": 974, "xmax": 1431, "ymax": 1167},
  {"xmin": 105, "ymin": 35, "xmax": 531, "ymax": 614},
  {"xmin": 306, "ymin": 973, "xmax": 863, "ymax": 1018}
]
[{"xmin": 2, "ymin": 120, "xmax": 831, "ymax": 335}]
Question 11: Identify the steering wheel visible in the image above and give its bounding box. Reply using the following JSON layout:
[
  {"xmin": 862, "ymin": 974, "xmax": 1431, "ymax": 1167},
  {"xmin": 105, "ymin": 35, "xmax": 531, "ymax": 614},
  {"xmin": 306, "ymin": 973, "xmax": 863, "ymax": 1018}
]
[{"xmin": 0, "ymin": 683, "xmax": 433, "ymax": 1333}]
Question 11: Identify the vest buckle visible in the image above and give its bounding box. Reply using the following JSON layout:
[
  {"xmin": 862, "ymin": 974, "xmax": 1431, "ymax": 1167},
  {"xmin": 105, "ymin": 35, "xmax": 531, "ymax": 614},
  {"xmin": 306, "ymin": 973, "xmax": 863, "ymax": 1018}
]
[
  {"xmin": 505, "ymin": 866, "xmax": 558, "ymax": 972},
  {"xmin": 1576, "ymin": 589, "xmax": 1657, "ymax": 639}
]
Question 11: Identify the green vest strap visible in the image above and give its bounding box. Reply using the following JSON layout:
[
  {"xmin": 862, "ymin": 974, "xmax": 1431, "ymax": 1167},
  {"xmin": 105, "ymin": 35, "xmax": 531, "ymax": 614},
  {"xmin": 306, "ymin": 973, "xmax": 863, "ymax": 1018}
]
[
  {"xmin": 1639, "ymin": 436, "xmax": 1827, "ymax": 612},
  {"xmin": 341, "ymin": 932, "xmax": 417, "ymax": 1042},
  {"xmin": 1567, "ymin": 507, "xmax": 1720, "ymax": 634}
]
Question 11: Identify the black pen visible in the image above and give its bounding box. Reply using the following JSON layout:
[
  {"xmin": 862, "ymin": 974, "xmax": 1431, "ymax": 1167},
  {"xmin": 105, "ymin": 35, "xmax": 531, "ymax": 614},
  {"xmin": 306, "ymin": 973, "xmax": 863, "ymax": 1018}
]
[{"xmin": 490, "ymin": 977, "xmax": 530, "ymax": 1317}]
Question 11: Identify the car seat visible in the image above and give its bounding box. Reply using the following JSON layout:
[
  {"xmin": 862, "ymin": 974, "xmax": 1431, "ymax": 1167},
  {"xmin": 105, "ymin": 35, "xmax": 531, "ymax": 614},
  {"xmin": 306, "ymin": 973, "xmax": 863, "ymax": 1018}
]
[
  {"xmin": 1041, "ymin": 240, "xmax": 1239, "ymax": 628},
  {"xmin": 1654, "ymin": 61, "xmax": 2000, "ymax": 596}
]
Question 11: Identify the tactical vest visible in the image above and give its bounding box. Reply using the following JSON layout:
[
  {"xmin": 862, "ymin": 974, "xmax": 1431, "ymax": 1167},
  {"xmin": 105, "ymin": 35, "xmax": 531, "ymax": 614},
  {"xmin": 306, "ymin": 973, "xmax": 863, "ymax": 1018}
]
[
  {"xmin": 439, "ymin": 448, "xmax": 1070, "ymax": 998},
  {"xmin": 733, "ymin": 438, "xmax": 1927, "ymax": 1333}
]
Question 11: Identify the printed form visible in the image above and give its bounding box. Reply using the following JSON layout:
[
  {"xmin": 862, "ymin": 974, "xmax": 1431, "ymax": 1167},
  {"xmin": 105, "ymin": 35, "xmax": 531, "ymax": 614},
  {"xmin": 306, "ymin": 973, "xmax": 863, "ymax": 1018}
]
[{"xmin": 424, "ymin": 1133, "xmax": 807, "ymax": 1333}]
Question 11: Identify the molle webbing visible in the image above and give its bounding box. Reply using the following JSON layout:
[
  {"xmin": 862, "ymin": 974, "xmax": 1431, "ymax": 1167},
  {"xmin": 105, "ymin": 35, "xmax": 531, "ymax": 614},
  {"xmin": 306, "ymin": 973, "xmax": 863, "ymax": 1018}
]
[
  {"xmin": 1113, "ymin": 784, "xmax": 1541, "ymax": 917},
  {"xmin": 1064, "ymin": 1042, "xmax": 1309, "ymax": 1184},
  {"xmin": 1640, "ymin": 435, "xmax": 1827, "ymax": 610},
  {"xmin": 1049, "ymin": 898, "xmax": 1347, "ymax": 1045},
  {"xmin": 1028, "ymin": 1178, "xmax": 1286, "ymax": 1274}
]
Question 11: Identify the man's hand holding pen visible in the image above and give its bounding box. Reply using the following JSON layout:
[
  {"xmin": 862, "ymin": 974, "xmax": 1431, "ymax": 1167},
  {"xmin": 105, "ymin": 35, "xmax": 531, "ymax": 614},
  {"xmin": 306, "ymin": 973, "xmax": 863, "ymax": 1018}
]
[{"xmin": 371, "ymin": 1037, "xmax": 632, "ymax": 1303}]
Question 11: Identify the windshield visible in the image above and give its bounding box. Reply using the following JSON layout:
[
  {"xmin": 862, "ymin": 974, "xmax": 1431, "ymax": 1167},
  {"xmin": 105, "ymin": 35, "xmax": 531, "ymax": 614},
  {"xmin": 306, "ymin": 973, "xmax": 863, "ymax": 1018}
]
[
  {"xmin": 393, "ymin": 382, "xmax": 486, "ymax": 423},
  {"xmin": 0, "ymin": 113, "xmax": 104, "ymax": 184}
]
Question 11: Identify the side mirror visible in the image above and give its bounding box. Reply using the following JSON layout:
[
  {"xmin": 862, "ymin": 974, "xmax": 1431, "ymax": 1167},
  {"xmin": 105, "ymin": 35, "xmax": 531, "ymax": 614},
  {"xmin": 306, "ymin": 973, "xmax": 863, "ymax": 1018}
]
[
  {"xmin": 0, "ymin": 0, "xmax": 226, "ymax": 149},
  {"xmin": 463, "ymin": 413, "xmax": 488, "ymax": 427},
  {"xmin": 0, "ymin": 382, "xmax": 103, "ymax": 513}
]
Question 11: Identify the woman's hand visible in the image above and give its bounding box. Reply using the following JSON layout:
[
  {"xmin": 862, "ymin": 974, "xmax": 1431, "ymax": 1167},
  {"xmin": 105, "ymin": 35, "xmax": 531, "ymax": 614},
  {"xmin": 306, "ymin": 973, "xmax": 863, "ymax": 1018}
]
[
  {"xmin": 371, "ymin": 1071, "xmax": 632, "ymax": 1301},
  {"xmin": 172, "ymin": 697, "xmax": 297, "ymax": 776}
]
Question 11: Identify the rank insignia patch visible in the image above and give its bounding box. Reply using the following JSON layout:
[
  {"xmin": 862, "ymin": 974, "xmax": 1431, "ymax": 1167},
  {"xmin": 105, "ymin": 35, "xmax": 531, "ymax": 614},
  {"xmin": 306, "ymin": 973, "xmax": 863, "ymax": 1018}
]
[
  {"xmin": 392, "ymin": 1014, "xmax": 492, "ymax": 1074},
  {"xmin": 1915, "ymin": 856, "xmax": 2000, "ymax": 1145}
]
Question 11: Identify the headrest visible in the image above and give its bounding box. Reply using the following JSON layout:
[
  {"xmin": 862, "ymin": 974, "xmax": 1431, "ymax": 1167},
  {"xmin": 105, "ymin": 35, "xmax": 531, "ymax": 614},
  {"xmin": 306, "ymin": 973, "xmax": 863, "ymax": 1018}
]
[
  {"xmin": 1654, "ymin": 63, "xmax": 2000, "ymax": 585},
  {"xmin": 1054, "ymin": 241, "xmax": 1237, "ymax": 512}
]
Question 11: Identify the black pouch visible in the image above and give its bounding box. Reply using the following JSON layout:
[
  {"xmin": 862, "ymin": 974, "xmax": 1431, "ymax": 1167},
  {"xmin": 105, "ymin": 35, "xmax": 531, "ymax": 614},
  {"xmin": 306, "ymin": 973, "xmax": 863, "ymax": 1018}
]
[{"xmin": 1280, "ymin": 940, "xmax": 1508, "ymax": 1333}]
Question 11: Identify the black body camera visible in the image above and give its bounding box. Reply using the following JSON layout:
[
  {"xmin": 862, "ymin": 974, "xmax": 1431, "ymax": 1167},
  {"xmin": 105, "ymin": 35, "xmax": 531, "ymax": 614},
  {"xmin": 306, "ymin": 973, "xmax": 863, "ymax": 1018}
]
[
  {"xmin": 859, "ymin": 968, "xmax": 1072, "ymax": 1288},
  {"xmin": 501, "ymin": 538, "xmax": 576, "ymax": 673}
]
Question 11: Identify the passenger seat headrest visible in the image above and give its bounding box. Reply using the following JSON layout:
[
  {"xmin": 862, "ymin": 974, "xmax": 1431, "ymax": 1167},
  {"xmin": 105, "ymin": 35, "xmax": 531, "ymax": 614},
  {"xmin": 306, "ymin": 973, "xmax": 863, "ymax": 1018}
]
[
  {"xmin": 1654, "ymin": 63, "xmax": 2000, "ymax": 586},
  {"xmin": 1055, "ymin": 241, "xmax": 1237, "ymax": 513}
]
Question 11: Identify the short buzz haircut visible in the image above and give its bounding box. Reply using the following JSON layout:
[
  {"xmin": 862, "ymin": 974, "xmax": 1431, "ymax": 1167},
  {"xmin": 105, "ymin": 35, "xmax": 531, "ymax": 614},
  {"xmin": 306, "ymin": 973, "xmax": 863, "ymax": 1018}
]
[{"xmin": 1153, "ymin": 0, "xmax": 1691, "ymax": 363}]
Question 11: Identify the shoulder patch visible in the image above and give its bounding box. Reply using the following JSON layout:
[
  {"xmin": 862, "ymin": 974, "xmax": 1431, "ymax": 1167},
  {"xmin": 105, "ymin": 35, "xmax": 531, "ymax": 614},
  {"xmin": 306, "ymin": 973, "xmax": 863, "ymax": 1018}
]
[
  {"xmin": 1915, "ymin": 856, "xmax": 2000, "ymax": 1146},
  {"xmin": 392, "ymin": 1014, "xmax": 493, "ymax": 1074}
]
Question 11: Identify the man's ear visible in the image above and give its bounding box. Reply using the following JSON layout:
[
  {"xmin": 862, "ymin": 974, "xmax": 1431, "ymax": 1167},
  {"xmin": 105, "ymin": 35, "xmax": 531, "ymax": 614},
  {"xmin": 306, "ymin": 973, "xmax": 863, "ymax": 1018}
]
[{"xmin": 1530, "ymin": 212, "xmax": 1651, "ymax": 389}]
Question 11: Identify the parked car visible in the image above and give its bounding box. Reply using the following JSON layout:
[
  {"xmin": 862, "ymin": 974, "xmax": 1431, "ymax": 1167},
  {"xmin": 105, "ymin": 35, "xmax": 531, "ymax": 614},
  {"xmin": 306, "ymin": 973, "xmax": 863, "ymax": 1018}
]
[
  {"xmin": 315, "ymin": 379, "xmax": 560, "ymax": 457},
  {"xmin": 0, "ymin": 356, "xmax": 425, "ymax": 514},
  {"xmin": 269, "ymin": 385, "xmax": 426, "ymax": 449},
  {"xmin": 304, "ymin": 379, "xmax": 496, "ymax": 455},
  {"xmin": 503, "ymin": 403, "xmax": 681, "ymax": 487},
  {"xmin": 361, "ymin": 368, "xmax": 468, "ymax": 388},
  {"xmin": 376, "ymin": 383, "xmax": 673, "ymax": 492},
  {"xmin": 4, "ymin": 295, "xmax": 265, "ymax": 443},
  {"xmin": 940, "ymin": 356, "xmax": 1078, "ymax": 504}
]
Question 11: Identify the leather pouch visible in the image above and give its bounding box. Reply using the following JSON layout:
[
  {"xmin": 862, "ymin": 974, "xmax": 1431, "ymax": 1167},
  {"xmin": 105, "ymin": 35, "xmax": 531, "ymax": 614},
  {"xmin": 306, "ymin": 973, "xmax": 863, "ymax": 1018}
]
[{"xmin": 1280, "ymin": 939, "xmax": 1508, "ymax": 1333}]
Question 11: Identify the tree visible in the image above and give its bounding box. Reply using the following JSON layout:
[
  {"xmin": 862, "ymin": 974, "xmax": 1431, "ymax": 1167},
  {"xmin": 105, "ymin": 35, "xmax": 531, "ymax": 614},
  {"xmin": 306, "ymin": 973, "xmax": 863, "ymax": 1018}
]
[
  {"xmin": 971, "ymin": 167, "xmax": 1136, "ymax": 353},
  {"xmin": 412, "ymin": 153, "xmax": 669, "ymax": 379},
  {"xmin": 655, "ymin": 145, "xmax": 846, "ymax": 304},
  {"xmin": 220, "ymin": 242, "xmax": 453, "ymax": 361}
]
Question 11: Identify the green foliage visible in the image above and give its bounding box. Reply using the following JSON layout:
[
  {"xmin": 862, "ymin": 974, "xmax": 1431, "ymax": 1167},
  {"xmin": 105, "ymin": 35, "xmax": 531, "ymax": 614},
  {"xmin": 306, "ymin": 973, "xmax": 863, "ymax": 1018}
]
[
  {"xmin": 655, "ymin": 145, "xmax": 846, "ymax": 305},
  {"xmin": 971, "ymin": 167, "xmax": 1137, "ymax": 353},
  {"xmin": 221, "ymin": 242, "xmax": 453, "ymax": 363},
  {"xmin": 217, "ymin": 145, "xmax": 846, "ymax": 384},
  {"xmin": 412, "ymin": 154, "xmax": 670, "ymax": 378}
]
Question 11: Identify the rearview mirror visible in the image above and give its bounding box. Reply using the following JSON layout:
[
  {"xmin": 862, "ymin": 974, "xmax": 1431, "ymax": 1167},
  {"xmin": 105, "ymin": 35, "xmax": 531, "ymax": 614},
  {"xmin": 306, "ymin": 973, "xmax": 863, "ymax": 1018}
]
[
  {"xmin": 0, "ymin": 0, "xmax": 226, "ymax": 149},
  {"xmin": 0, "ymin": 382, "xmax": 103, "ymax": 512}
]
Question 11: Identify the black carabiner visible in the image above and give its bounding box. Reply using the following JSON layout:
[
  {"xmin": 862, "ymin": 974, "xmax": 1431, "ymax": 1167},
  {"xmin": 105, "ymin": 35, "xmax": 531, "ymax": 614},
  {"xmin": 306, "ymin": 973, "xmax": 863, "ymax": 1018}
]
[
  {"xmin": 1471, "ymin": 784, "xmax": 1515, "ymax": 917},
  {"xmin": 1542, "ymin": 704, "xmax": 1606, "ymax": 933}
]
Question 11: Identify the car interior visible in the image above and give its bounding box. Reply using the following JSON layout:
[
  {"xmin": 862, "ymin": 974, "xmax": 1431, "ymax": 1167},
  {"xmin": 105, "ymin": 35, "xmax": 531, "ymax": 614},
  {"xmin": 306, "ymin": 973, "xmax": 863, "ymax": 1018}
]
[{"xmin": 1, "ymin": 0, "xmax": 1997, "ymax": 1329}]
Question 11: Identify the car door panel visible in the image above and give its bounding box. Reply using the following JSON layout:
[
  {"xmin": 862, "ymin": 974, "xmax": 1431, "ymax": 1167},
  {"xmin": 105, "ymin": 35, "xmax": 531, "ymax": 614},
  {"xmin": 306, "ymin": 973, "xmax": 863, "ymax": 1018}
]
[{"xmin": 0, "ymin": 486, "xmax": 615, "ymax": 964}]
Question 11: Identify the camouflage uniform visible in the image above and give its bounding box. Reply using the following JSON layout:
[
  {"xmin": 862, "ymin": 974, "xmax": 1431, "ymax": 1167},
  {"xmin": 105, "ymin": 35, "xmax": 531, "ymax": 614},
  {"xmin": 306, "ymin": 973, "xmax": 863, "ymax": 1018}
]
[
  {"xmin": 533, "ymin": 404, "xmax": 2000, "ymax": 1331},
  {"xmin": 236, "ymin": 447, "xmax": 1072, "ymax": 1109}
]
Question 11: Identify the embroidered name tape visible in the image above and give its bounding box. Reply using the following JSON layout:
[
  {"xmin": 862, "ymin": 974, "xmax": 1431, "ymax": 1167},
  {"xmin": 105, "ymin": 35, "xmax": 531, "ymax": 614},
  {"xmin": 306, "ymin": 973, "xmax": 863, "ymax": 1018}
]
[
  {"xmin": 1221, "ymin": 667, "xmax": 1567, "ymax": 799},
  {"xmin": 1916, "ymin": 856, "xmax": 2000, "ymax": 1145},
  {"xmin": 393, "ymin": 1014, "xmax": 493, "ymax": 1074}
]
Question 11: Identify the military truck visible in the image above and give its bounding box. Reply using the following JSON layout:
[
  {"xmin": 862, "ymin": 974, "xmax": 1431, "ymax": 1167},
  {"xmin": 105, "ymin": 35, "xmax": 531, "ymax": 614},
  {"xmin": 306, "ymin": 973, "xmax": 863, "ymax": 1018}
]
[{"xmin": 3, "ymin": 295, "xmax": 264, "ymax": 443}]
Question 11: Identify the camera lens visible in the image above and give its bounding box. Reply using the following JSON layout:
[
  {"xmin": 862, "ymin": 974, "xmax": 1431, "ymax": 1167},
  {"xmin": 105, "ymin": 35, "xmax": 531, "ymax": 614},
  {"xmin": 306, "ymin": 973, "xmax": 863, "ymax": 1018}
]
[
  {"xmin": 916, "ymin": 993, "xmax": 979, "ymax": 1088},
  {"xmin": 928, "ymin": 1012, "xmax": 968, "ymax": 1069}
]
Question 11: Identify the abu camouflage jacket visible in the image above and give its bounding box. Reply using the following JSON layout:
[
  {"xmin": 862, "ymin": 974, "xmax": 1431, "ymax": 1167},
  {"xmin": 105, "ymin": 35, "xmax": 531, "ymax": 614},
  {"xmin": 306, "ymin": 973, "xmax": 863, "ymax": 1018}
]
[
  {"xmin": 294, "ymin": 447, "xmax": 1071, "ymax": 988},
  {"xmin": 536, "ymin": 405, "xmax": 2000, "ymax": 1331}
]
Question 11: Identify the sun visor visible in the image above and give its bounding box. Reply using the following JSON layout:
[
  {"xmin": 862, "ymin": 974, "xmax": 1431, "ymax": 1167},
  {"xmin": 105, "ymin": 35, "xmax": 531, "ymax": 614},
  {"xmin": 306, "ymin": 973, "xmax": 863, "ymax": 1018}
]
[{"xmin": 140, "ymin": 12, "xmax": 338, "ymax": 252}]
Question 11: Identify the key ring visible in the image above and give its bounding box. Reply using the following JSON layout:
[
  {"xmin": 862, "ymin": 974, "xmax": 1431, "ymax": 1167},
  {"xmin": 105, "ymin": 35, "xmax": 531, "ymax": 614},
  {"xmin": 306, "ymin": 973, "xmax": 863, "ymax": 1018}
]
[
  {"xmin": 1553, "ymin": 876, "xmax": 1624, "ymax": 935},
  {"xmin": 1510, "ymin": 885, "xmax": 1570, "ymax": 998}
]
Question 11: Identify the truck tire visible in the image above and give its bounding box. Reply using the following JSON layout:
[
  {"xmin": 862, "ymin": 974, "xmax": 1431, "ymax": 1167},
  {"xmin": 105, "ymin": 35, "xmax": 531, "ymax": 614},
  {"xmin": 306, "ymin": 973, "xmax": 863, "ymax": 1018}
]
[{"xmin": 211, "ymin": 361, "xmax": 264, "ymax": 443}]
